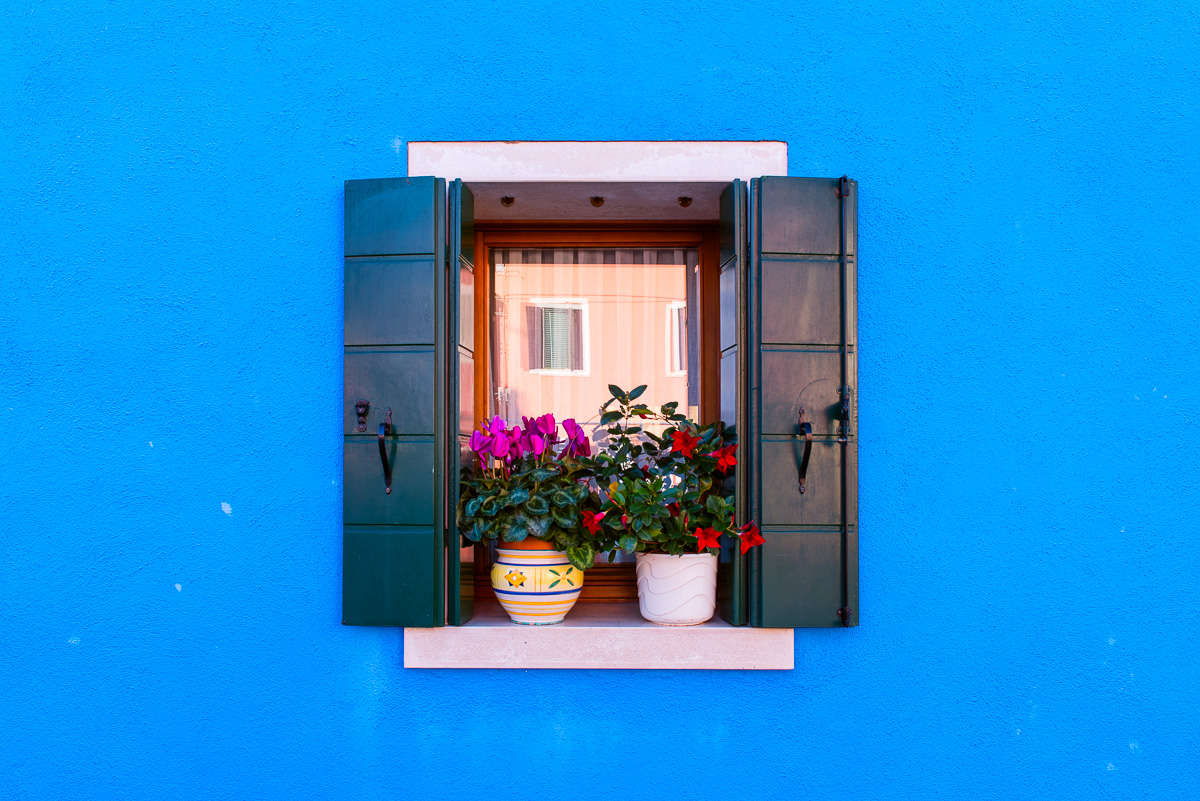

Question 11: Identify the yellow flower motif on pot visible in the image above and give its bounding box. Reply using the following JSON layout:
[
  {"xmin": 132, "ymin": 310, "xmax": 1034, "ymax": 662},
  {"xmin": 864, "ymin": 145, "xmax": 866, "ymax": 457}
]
[
  {"xmin": 504, "ymin": 570, "xmax": 526, "ymax": 588},
  {"xmin": 548, "ymin": 566, "xmax": 575, "ymax": 588}
]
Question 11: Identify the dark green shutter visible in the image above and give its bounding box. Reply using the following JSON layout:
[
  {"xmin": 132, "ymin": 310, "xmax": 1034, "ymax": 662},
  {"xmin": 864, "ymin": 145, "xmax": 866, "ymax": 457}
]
[
  {"xmin": 343, "ymin": 176, "xmax": 468, "ymax": 627},
  {"xmin": 747, "ymin": 176, "xmax": 859, "ymax": 628},
  {"xmin": 447, "ymin": 179, "xmax": 475, "ymax": 625},
  {"xmin": 717, "ymin": 179, "xmax": 748, "ymax": 625}
]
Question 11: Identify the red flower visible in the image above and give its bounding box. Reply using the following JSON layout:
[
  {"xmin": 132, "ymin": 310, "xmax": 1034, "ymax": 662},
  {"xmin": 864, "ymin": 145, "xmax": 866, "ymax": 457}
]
[
  {"xmin": 694, "ymin": 526, "xmax": 722, "ymax": 552},
  {"xmin": 582, "ymin": 510, "xmax": 606, "ymax": 535},
  {"xmin": 737, "ymin": 522, "xmax": 764, "ymax": 554},
  {"xmin": 666, "ymin": 502, "xmax": 681, "ymax": 517},
  {"xmin": 670, "ymin": 429, "xmax": 701, "ymax": 459},
  {"xmin": 709, "ymin": 444, "xmax": 737, "ymax": 473}
]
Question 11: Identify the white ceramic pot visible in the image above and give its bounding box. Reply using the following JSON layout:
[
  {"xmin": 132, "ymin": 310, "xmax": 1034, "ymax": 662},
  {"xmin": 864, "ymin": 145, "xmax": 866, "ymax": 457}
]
[{"xmin": 634, "ymin": 552, "xmax": 717, "ymax": 625}]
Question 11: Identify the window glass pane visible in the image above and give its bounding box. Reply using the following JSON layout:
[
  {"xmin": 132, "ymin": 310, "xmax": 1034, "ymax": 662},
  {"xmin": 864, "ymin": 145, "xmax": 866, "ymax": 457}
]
[
  {"xmin": 542, "ymin": 306, "xmax": 572, "ymax": 370},
  {"xmin": 491, "ymin": 248, "xmax": 696, "ymax": 439}
]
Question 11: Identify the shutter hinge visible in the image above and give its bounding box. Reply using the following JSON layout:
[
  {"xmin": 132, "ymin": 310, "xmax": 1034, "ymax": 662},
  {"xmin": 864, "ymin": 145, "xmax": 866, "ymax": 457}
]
[
  {"xmin": 836, "ymin": 386, "xmax": 852, "ymax": 441},
  {"xmin": 837, "ymin": 175, "xmax": 850, "ymax": 197},
  {"xmin": 837, "ymin": 606, "xmax": 853, "ymax": 626}
]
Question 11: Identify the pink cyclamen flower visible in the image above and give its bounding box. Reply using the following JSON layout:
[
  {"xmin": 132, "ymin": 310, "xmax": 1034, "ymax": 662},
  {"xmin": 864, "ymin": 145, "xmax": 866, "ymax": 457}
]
[
  {"xmin": 515, "ymin": 427, "xmax": 532, "ymax": 460},
  {"xmin": 469, "ymin": 430, "xmax": 491, "ymax": 454},
  {"xmin": 529, "ymin": 433, "xmax": 546, "ymax": 456},
  {"xmin": 536, "ymin": 413, "xmax": 558, "ymax": 443},
  {"xmin": 490, "ymin": 430, "xmax": 511, "ymax": 460},
  {"xmin": 561, "ymin": 418, "xmax": 591, "ymax": 458}
]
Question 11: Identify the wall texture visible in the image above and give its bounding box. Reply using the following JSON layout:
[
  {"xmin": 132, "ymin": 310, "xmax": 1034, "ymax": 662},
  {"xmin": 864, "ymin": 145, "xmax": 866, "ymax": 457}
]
[{"xmin": 2, "ymin": 1, "xmax": 1198, "ymax": 798}]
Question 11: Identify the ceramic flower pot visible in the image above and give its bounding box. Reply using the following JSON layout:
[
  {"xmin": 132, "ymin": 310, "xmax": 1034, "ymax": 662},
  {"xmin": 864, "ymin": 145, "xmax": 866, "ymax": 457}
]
[
  {"xmin": 634, "ymin": 552, "xmax": 717, "ymax": 625},
  {"xmin": 491, "ymin": 538, "xmax": 584, "ymax": 625}
]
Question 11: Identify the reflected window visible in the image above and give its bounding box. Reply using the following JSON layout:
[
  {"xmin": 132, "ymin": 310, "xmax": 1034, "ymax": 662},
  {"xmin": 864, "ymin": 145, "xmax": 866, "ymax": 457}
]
[{"xmin": 526, "ymin": 299, "xmax": 587, "ymax": 374}]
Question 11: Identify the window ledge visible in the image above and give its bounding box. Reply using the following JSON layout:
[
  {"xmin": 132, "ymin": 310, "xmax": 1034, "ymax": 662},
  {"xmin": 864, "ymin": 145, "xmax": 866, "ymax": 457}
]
[{"xmin": 404, "ymin": 601, "xmax": 793, "ymax": 670}]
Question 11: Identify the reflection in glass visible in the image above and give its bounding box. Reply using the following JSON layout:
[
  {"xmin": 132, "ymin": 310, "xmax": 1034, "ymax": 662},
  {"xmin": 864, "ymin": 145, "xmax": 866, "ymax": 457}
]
[{"xmin": 491, "ymin": 248, "xmax": 698, "ymax": 440}]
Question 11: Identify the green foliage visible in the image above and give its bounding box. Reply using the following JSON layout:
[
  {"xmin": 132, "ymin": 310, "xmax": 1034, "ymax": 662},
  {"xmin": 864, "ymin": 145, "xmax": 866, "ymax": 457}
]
[
  {"xmin": 565, "ymin": 543, "xmax": 595, "ymax": 572},
  {"xmin": 458, "ymin": 435, "xmax": 598, "ymax": 569},
  {"xmin": 582, "ymin": 388, "xmax": 739, "ymax": 557},
  {"xmin": 459, "ymin": 388, "xmax": 746, "ymax": 571}
]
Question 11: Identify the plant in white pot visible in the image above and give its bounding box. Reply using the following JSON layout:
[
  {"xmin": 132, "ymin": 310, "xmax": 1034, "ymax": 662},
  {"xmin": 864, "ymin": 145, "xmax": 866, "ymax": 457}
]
[{"xmin": 584, "ymin": 385, "xmax": 764, "ymax": 625}]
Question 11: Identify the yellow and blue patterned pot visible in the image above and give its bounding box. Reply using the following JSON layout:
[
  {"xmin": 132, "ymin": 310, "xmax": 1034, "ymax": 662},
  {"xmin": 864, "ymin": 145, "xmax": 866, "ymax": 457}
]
[{"xmin": 491, "ymin": 545, "xmax": 584, "ymax": 625}]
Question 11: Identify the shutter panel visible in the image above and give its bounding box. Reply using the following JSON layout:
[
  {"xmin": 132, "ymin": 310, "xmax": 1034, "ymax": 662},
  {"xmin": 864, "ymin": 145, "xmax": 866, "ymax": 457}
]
[
  {"xmin": 569, "ymin": 306, "xmax": 584, "ymax": 371},
  {"xmin": 448, "ymin": 179, "xmax": 475, "ymax": 625},
  {"xmin": 748, "ymin": 176, "xmax": 858, "ymax": 627},
  {"xmin": 525, "ymin": 304, "xmax": 543, "ymax": 369},
  {"xmin": 343, "ymin": 176, "xmax": 448, "ymax": 627},
  {"xmin": 717, "ymin": 179, "xmax": 748, "ymax": 625}
]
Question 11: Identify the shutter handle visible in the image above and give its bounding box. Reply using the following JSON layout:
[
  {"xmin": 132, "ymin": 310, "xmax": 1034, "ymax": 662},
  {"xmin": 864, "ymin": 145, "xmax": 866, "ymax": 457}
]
[
  {"xmin": 796, "ymin": 408, "xmax": 814, "ymax": 494},
  {"xmin": 378, "ymin": 408, "xmax": 393, "ymax": 495}
]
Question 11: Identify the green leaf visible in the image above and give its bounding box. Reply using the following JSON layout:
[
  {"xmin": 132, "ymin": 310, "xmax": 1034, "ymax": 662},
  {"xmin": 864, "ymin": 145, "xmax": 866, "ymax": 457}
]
[
  {"xmin": 600, "ymin": 411, "xmax": 623, "ymax": 425},
  {"xmin": 525, "ymin": 514, "xmax": 550, "ymax": 539},
  {"xmin": 465, "ymin": 496, "xmax": 483, "ymax": 518},
  {"xmin": 660, "ymin": 401, "xmax": 679, "ymax": 415},
  {"xmin": 523, "ymin": 496, "xmax": 550, "ymax": 515},
  {"xmin": 618, "ymin": 535, "xmax": 638, "ymax": 553},
  {"xmin": 706, "ymin": 495, "xmax": 723, "ymax": 514},
  {"xmin": 502, "ymin": 523, "xmax": 529, "ymax": 542},
  {"xmin": 628, "ymin": 384, "xmax": 647, "ymax": 400},
  {"xmin": 570, "ymin": 483, "xmax": 589, "ymax": 502},
  {"xmin": 625, "ymin": 426, "xmax": 641, "ymax": 434},
  {"xmin": 551, "ymin": 509, "xmax": 577, "ymax": 530},
  {"xmin": 551, "ymin": 490, "xmax": 574, "ymax": 508},
  {"xmin": 504, "ymin": 487, "xmax": 530, "ymax": 506},
  {"xmin": 566, "ymin": 543, "xmax": 595, "ymax": 571},
  {"xmin": 608, "ymin": 384, "xmax": 626, "ymax": 399},
  {"xmin": 531, "ymin": 466, "xmax": 560, "ymax": 482}
]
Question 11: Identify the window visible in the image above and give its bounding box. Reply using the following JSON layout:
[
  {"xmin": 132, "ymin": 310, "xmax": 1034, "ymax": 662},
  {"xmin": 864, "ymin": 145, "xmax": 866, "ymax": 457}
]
[
  {"xmin": 342, "ymin": 142, "xmax": 858, "ymax": 654},
  {"xmin": 526, "ymin": 300, "xmax": 586, "ymax": 374},
  {"xmin": 666, "ymin": 301, "xmax": 687, "ymax": 376},
  {"xmin": 481, "ymin": 238, "xmax": 703, "ymax": 599}
]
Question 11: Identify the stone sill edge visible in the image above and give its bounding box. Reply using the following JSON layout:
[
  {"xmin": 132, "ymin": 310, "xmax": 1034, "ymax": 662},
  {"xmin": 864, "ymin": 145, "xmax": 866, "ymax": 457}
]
[{"xmin": 403, "ymin": 604, "xmax": 795, "ymax": 670}]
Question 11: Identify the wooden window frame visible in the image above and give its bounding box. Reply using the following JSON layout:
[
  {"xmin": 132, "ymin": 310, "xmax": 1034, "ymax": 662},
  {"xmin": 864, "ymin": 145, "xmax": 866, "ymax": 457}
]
[{"xmin": 472, "ymin": 222, "xmax": 721, "ymax": 602}]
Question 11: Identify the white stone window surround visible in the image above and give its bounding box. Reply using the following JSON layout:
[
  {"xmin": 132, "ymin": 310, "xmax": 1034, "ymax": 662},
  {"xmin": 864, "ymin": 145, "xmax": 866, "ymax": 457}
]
[
  {"xmin": 405, "ymin": 141, "xmax": 793, "ymax": 670},
  {"xmin": 666, "ymin": 300, "xmax": 688, "ymax": 377}
]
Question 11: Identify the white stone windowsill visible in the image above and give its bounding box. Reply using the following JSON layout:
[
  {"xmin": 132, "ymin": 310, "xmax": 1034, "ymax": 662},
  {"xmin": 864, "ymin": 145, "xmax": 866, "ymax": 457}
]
[{"xmin": 404, "ymin": 601, "xmax": 793, "ymax": 670}]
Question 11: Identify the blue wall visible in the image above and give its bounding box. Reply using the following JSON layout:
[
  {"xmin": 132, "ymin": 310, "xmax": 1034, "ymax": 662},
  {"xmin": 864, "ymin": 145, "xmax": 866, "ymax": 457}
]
[{"xmin": 3, "ymin": 1, "xmax": 1198, "ymax": 798}]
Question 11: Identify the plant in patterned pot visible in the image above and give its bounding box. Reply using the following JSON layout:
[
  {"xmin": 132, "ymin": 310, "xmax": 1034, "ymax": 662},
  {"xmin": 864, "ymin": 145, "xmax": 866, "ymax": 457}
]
[
  {"xmin": 457, "ymin": 414, "xmax": 597, "ymax": 625},
  {"xmin": 585, "ymin": 384, "xmax": 764, "ymax": 625}
]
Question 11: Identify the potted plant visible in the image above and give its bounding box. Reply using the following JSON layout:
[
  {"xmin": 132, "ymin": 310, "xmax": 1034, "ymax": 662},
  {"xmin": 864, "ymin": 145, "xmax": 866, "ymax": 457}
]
[
  {"xmin": 584, "ymin": 385, "xmax": 764, "ymax": 625},
  {"xmin": 457, "ymin": 413, "xmax": 598, "ymax": 625}
]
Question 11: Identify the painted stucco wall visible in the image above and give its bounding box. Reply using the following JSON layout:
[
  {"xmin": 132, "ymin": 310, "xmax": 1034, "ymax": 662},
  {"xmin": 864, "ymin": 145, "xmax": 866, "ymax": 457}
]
[{"xmin": 2, "ymin": 1, "xmax": 1198, "ymax": 798}]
